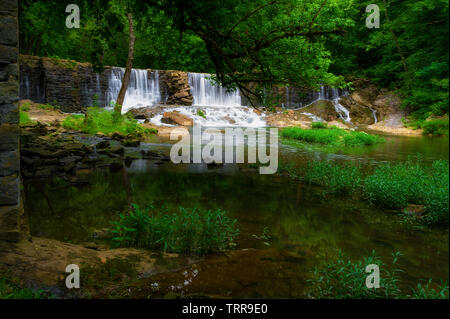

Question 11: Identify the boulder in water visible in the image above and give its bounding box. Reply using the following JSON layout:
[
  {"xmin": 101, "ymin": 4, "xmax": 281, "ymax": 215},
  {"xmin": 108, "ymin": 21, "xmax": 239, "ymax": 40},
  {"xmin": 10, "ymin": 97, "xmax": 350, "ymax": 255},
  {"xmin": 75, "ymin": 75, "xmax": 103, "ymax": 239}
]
[{"xmin": 162, "ymin": 111, "xmax": 193, "ymax": 126}]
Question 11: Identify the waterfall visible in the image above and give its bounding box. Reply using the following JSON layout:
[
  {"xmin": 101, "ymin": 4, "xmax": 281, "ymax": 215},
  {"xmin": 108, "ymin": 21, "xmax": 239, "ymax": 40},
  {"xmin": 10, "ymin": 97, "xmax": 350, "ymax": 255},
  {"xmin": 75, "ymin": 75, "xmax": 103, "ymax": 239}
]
[
  {"xmin": 105, "ymin": 67, "xmax": 161, "ymax": 113},
  {"xmin": 329, "ymin": 87, "xmax": 351, "ymax": 123},
  {"xmin": 188, "ymin": 73, "xmax": 242, "ymax": 107},
  {"xmin": 370, "ymin": 107, "xmax": 378, "ymax": 124}
]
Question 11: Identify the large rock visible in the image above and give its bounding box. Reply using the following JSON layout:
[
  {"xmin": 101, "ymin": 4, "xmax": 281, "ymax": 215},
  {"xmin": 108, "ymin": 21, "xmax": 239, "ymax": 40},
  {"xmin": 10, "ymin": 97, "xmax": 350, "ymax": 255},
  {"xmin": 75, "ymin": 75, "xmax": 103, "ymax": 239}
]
[
  {"xmin": 161, "ymin": 111, "xmax": 193, "ymax": 126},
  {"xmin": 300, "ymin": 100, "xmax": 338, "ymax": 122},
  {"xmin": 339, "ymin": 96, "xmax": 375, "ymax": 125},
  {"xmin": 159, "ymin": 70, "xmax": 193, "ymax": 105},
  {"xmin": 126, "ymin": 106, "xmax": 163, "ymax": 119}
]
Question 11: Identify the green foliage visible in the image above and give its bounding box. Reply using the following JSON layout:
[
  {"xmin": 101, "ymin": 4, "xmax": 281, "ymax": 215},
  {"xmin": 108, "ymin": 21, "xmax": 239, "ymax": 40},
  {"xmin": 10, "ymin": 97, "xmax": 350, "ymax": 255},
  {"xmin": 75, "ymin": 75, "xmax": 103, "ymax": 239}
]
[
  {"xmin": 197, "ymin": 109, "xmax": 206, "ymax": 119},
  {"xmin": 310, "ymin": 251, "xmax": 449, "ymax": 299},
  {"xmin": 0, "ymin": 278, "xmax": 45, "ymax": 299},
  {"xmin": 37, "ymin": 103, "xmax": 60, "ymax": 111},
  {"xmin": 311, "ymin": 251, "xmax": 402, "ymax": 299},
  {"xmin": 364, "ymin": 159, "xmax": 449, "ymax": 224},
  {"xmin": 19, "ymin": 111, "xmax": 32, "ymax": 125},
  {"xmin": 281, "ymin": 126, "xmax": 384, "ymax": 147},
  {"xmin": 330, "ymin": 0, "xmax": 449, "ymax": 118},
  {"xmin": 281, "ymin": 158, "xmax": 449, "ymax": 225},
  {"xmin": 410, "ymin": 279, "xmax": 449, "ymax": 299},
  {"xmin": 62, "ymin": 107, "xmax": 155, "ymax": 137},
  {"xmin": 311, "ymin": 121, "xmax": 327, "ymax": 129},
  {"xmin": 110, "ymin": 204, "xmax": 239, "ymax": 255},
  {"xmin": 304, "ymin": 161, "xmax": 362, "ymax": 194},
  {"xmin": 422, "ymin": 117, "xmax": 449, "ymax": 136},
  {"xmin": 20, "ymin": 102, "xmax": 30, "ymax": 112}
]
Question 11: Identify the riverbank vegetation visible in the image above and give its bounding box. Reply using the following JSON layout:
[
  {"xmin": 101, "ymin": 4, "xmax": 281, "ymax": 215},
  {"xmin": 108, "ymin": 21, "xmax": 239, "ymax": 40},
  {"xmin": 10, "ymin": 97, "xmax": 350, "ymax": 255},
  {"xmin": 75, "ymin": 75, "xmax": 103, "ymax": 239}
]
[
  {"xmin": 110, "ymin": 204, "xmax": 239, "ymax": 255},
  {"xmin": 62, "ymin": 107, "xmax": 156, "ymax": 137},
  {"xmin": 281, "ymin": 127, "xmax": 384, "ymax": 147},
  {"xmin": 0, "ymin": 277, "xmax": 45, "ymax": 299},
  {"xmin": 311, "ymin": 251, "xmax": 449, "ymax": 299},
  {"xmin": 280, "ymin": 158, "xmax": 449, "ymax": 225}
]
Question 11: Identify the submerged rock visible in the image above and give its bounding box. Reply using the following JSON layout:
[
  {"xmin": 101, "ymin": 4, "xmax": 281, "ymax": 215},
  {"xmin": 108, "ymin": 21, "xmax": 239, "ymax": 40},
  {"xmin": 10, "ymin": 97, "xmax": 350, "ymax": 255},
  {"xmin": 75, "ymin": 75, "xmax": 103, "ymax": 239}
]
[
  {"xmin": 162, "ymin": 111, "xmax": 193, "ymax": 126},
  {"xmin": 403, "ymin": 204, "xmax": 427, "ymax": 218},
  {"xmin": 122, "ymin": 139, "xmax": 140, "ymax": 147}
]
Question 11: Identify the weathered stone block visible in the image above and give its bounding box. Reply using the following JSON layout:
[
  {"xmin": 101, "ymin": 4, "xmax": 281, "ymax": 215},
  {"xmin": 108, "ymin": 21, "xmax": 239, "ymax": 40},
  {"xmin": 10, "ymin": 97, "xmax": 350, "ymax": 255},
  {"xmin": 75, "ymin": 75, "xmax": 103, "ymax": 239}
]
[
  {"xmin": 0, "ymin": 63, "xmax": 19, "ymax": 81},
  {"xmin": 0, "ymin": 102, "xmax": 19, "ymax": 124},
  {"xmin": 0, "ymin": 174, "xmax": 19, "ymax": 206},
  {"xmin": 0, "ymin": 16, "xmax": 18, "ymax": 46},
  {"xmin": 0, "ymin": 44, "xmax": 18, "ymax": 64},
  {"xmin": 0, "ymin": 124, "xmax": 19, "ymax": 151},
  {"xmin": 0, "ymin": 0, "xmax": 18, "ymax": 16},
  {"xmin": 0, "ymin": 205, "xmax": 19, "ymax": 230},
  {"xmin": 0, "ymin": 150, "xmax": 18, "ymax": 176},
  {"xmin": 0, "ymin": 81, "xmax": 19, "ymax": 104},
  {"xmin": 0, "ymin": 230, "xmax": 20, "ymax": 242}
]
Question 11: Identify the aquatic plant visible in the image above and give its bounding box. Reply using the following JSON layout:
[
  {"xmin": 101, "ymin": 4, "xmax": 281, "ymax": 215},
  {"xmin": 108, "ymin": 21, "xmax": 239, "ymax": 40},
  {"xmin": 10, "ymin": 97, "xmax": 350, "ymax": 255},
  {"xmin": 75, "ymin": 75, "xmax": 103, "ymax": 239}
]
[
  {"xmin": 364, "ymin": 159, "xmax": 449, "ymax": 224},
  {"xmin": 111, "ymin": 204, "xmax": 239, "ymax": 255},
  {"xmin": 409, "ymin": 279, "xmax": 449, "ymax": 299},
  {"xmin": 310, "ymin": 251, "xmax": 449, "ymax": 299},
  {"xmin": 62, "ymin": 107, "xmax": 156, "ymax": 137},
  {"xmin": 310, "ymin": 251, "xmax": 402, "ymax": 299},
  {"xmin": 281, "ymin": 126, "xmax": 384, "ymax": 147},
  {"xmin": 303, "ymin": 161, "xmax": 362, "ymax": 194}
]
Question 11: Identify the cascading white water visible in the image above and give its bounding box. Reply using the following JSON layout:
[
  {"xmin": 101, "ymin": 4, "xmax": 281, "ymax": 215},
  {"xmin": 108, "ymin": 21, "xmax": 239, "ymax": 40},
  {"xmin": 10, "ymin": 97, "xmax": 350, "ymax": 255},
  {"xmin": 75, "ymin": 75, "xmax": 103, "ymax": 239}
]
[
  {"xmin": 105, "ymin": 67, "xmax": 161, "ymax": 113},
  {"xmin": 301, "ymin": 86, "xmax": 351, "ymax": 122},
  {"xmin": 150, "ymin": 106, "xmax": 266, "ymax": 128},
  {"xmin": 329, "ymin": 87, "xmax": 351, "ymax": 122},
  {"xmin": 188, "ymin": 73, "xmax": 242, "ymax": 107},
  {"xmin": 150, "ymin": 72, "xmax": 264, "ymax": 127}
]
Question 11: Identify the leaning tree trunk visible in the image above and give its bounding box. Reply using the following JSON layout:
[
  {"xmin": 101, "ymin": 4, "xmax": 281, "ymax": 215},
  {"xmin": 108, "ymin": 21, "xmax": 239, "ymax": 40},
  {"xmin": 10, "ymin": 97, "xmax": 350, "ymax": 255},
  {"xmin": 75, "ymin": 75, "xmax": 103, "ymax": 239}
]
[{"xmin": 115, "ymin": 12, "xmax": 135, "ymax": 113}]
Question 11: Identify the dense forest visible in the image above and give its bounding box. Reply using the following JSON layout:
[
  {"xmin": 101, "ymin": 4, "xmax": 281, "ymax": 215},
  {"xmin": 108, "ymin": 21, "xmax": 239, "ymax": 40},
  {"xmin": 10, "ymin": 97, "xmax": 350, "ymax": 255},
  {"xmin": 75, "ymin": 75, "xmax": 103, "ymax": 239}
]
[{"xmin": 19, "ymin": 0, "xmax": 449, "ymax": 119}]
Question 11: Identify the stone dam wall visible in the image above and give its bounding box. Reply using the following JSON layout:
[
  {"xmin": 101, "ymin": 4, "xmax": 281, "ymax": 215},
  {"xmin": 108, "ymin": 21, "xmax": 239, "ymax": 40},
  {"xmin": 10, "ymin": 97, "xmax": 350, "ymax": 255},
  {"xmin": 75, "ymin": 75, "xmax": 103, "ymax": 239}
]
[{"xmin": 1, "ymin": 0, "xmax": 24, "ymax": 242}]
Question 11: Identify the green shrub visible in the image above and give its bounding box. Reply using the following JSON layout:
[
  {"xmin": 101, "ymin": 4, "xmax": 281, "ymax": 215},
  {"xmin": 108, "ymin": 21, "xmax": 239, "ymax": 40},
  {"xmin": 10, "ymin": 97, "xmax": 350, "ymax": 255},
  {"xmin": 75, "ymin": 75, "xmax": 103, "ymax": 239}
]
[
  {"xmin": 304, "ymin": 161, "xmax": 362, "ymax": 194},
  {"xmin": 310, "ymin": 251, "xmax": 449, "ymax": 299},
  {"xmin": 61, "ymin": 114, "xmax": 85, "ymax": 130},
  {"xmin": 281, "ymin": 126, "xmax": 384, "ymax": 147},
  {"xmin": 62, "ymin": 107, "xmax": 155, "ymax": 137},
  {"xmin": 111, "ymin": 204, "xmax": 239, "ymax": 255},
  {"xmin": 422, "ymin": 117, "xmax": 449, "ymax": 136},
  {"xmin": 311, "ymin": 121, "xmax": 327, "ymax": 129},
  {"xmin": 364, "ymin": 159, "xmax": 449, "ymax": 224}
]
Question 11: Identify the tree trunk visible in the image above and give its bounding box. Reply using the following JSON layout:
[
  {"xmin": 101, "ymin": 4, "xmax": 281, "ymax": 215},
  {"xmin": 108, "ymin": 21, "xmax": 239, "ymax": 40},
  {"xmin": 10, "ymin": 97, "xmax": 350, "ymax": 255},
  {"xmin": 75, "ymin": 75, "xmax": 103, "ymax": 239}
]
[{"xmin": 115, "ymin": 12, "xmax": 135, "ymax": 113}]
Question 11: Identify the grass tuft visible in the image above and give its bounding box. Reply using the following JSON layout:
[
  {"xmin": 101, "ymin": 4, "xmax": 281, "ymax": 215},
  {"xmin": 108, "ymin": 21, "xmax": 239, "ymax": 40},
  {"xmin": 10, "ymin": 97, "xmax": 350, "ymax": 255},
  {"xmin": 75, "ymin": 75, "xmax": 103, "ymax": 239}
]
[
  {"xmin": 110, "ymin": 204, "xmax": 239, "ymax": 255},
  {"xmin": 62, "ymin": 107, "xmax": 156, "ymax": 137},
  {"xmin": 281, "ymin": 126, "xmax": 384, "ymax": 147}
]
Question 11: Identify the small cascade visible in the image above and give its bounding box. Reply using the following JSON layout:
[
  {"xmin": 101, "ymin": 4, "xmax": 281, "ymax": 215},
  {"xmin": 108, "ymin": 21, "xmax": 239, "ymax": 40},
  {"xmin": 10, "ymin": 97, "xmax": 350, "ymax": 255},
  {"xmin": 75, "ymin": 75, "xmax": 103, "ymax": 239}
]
[
  {"xmin": 370, "ymin": 107, "xmax": 378, "ymax": 124},
  {"xmin": 188, "ymin": 73, "xmax": 242, "ymax": 107},
  {"xmin": 105, "ymin": 67, "xmax": 161, "ymax": 113},
  {"xmin": 329, "ymin": 87, "xmax": 351, "ymax": 122},
  {"xmin": 150, "ymin": 106, "xmax": 266, "ymax": 128}
]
